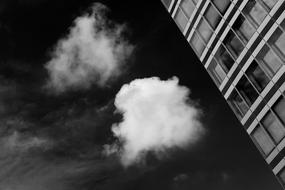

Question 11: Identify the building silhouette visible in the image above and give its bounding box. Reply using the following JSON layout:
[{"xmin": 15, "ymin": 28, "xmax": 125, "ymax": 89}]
[{"xmin": 161, "ymin": 0, "xmax": 285, "ymax": 188}]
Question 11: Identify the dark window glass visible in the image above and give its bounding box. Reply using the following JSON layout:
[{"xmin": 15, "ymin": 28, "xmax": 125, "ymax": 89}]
[
  {"xmin": 268, "ymin": 28, "xmax": 285, "ymax": 59},
  {"xmin": 204, "ymin": 3, "xmax": 221, "ymax": 29},
  {"xmin": 261, "ymin": 0, "xmax": 278, "ymax": 9},
  {"xmin": 224, "ymin": 30, "xmax": 244, "ymax": 58},
  {"xmin": 190, "ymin": 31, "xmax": 205, "ymax": 56},
  {"xmin": 256, "ymin": 44, "xmax": 283, "ymax": 77},
  {"xmin": 232, "ymin": 15, "xmax": 256, "ymax": 43},
  {"xmin": 236, "ymin": 76, "xmax": 259, "ymax": 105},
  {"xmin": 208, "ymin": 59, "xmax": 226, "ymax": 85},
  {"xmin": 273, "ymin": 97, "xmax": 285, "ymax": 125},
  {"xmin": 242, "ymin": 0, "xmax": 267, "ymax": 27},
  {"xmin": 174, "ymin": 8, "xmax": 188, "ymax": 31},
  {"xmin": 197, "ymin": 18, "xmax": 213, "ymax": 43},
  {"xmin": 162, "ymin": 0, "xmax": 172, "ymax": 8},
  {"xmin": 246, "ymin": 60, "xmax": 270, "ymax": 92},
  {"xmin": 181, "ymin": 0, "xmax": 196, "ymax": 18},
  {"xmin": 228, "ymin": 89, "xmax": 249, "ymax": 119},
  {"xmin": 262, "ymin": 111, "xmax": 285, "ymax": 143},
  {"xmin": 212, "ymin": 0, "xmax": 231, "ymax": 14},
  {"xmin": 215, "ymin": 45, "xmax": 235, "ymax": 72},
  {"xmin": 252, "ymin": 125, "xmax": 275, "ymax": 156}
]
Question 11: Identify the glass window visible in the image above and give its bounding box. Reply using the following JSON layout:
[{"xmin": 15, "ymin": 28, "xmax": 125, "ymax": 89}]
[
  {"xmin": 215, "ymin": 45, "xmax": 235, "ymax": 72},
  {"xmin": 190, "ymin": 31, "xmax": 205, "ymax": 56},
  {"xmin": 197, "ymin": 18, "xmax": 213, "ymax": 43},
  {"xmin": 273, "ymin": 97, "xmax": 285, "ymax": 125},
  {"xmin": 228, "ymin": 89, "xmax": 249, "ymax": 119},
  {"xmin": 252, "ymin": 125, "xmax": 275, "ymax": 156},
  {"xmin": 174, "ymin": 8, "xmax": 188, "ymax": 31},
  {"xmin": 180, "ymin": 0, "xmax": 196, "ymax": 18},
  {"xmin": 224, "ymin": 30, "xmax": 244, "ymax": 58},
  {"xmin": 242, "ymin": 0, "xmax": 267, "ymax": 27},
  {"xmin": 162, "ymin": 0, "xmax": 172, "ymax": 8},
  {"xmin": 246, "ymin": 60, "xmax": 270, "ymax": 92},
  {"xmin": 212, "ymin": 0, "xmax": 231, "ymax": 14},
  {"xmin": 268, "ymin": 28, "xmax": 285, "ymax": 59},
  {"xmin": 261, "ymin": 0, "xmax": 278, "ymax": 9},
  {"xmin": 204, "ymin": 3, "xmax": 221, "ymax": 29},
  {"xmin": 236, "ymin": 76, "xmax": 259, "ymax": 105},
  {"xmin": 233, "ymin": 15, "xmax": 256, "ymax": 43},
  {"xmin": 262, "ymin": 111, "xmax": 285, "ymax": 143},
  {"xmin": 257, "ymin": 44, "xmax": 283, "ymax": 77},
  {"xmin": 208, "ymin": 59, "xmax": 226, "ymax": 85}
]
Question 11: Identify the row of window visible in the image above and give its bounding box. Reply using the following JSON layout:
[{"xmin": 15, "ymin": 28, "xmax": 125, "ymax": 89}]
[{"xmin": 209, "ymin": 0, "xmax": 285, "ymax": 88}]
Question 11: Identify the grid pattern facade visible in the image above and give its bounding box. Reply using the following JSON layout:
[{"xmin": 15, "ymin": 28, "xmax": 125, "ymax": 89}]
[{"xmin": 162, "ymin": 0, "xmax": 285, "ymax": 188}]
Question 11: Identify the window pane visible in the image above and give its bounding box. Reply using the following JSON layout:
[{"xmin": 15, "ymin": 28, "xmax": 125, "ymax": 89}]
[
  {"xmin": 190, "ymin": 32, "xmax": 205, "ymax": 56},
  {"xmin": 246, "ymin": 60, "xmax": 270, "ymax": 92},
  {"xmin": 208, "ymin": 59, "xmax": 226, "ymax": 85},
  {"xmin": 252, "ymin": 125, "xmax": 275, "ymax": 156},
  {"xmin": 228, "ymin": 89, "xmax": 249, "ymax": 119},
  {"xmin": 236, "ymin": 76, "xmax": 259, "ymax": 105},
  {"xmin": 212, "ymin": 0, "xmax": 231, "ymax": 14},
  {"xmin": 174, "ymin": 8, "xmax": 188, "ymax": 31},
  {"xmin": 197, "ymin": 18, "xmax": 213, "ymax": 43},
  {"xmin": 233, "ymin": 15, "xmax": 256, "ymax": 43},
  {"xmin": 257, "ymin": 44, "xmax": 283, "ymax": 77},
  {"xmin": 224, "ymin": 30, "xmax": 244, "ymax": 58},
  {"xmin": 261, "ymin": 0, "xmax": 278, "ymax": 9},
  {"xmin": 269, "ymin": 28, "xmax": 285, "ymax": 59},
  {"xmin": 243, "ymin": 0, "xmax": 267, "ymax": 26},
  {"xmin": 262, "ymin": 111, "xmax": 285, "ymax": 143},
  {"xmin": 204, "ymin": 3, "xmax": 221, "ymax": 29},
  {"xmin": 215, "ymin": 45, "xmax": 235, "ymax": 72},
  {"xmin": 181, "ymin": 0, "xmax": 196, "ymax": 18},
  {"xmin": 162, "ymin": 0, "xmax": 172, "ymax": 8},
  {"xmin": 273, "ymin": 97, "xmax": 285, "ymax": 125}
]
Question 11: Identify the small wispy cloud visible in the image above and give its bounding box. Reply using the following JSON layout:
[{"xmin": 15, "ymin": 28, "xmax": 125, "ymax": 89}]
[
  {"xmin": 104, "ymin": 77, "xmax": 204, "ymax": 167},
  {"xmin": 45, "ymin": 3, "xmax": 133, "ymax": 93}
]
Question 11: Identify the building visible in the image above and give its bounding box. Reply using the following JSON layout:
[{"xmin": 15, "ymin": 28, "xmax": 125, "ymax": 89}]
[{"xmin": 161, "ymin": 0, "xmax": 285, "ymax": 188}]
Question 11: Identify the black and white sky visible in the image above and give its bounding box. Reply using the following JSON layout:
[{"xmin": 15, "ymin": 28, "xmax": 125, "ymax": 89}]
[{"xmin": 0, "ymin": 0, "xmax": 282, "ymax": 189}]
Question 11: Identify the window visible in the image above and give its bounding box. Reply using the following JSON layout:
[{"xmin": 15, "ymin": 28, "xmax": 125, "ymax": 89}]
[
  {"xmin": 256, "ymin": 44, "xmax": 283, "ymax": 77},
  {"xmin": 180, "ymin": 0, "xmax": 196, "ymax": 18},
  {"xmin": 174, "ymin": 8, "xmax": 188, "ymax": 31},
  {"xmin": 228, "ymin": 89, "xmax": 249, "ymax": 119},
  {"xmin": 197, "ymin": 18, "xmax": 213, "ymax": 43},
  {"xmin": 232, "ymin": 15, "xmax": 256, "ymax": 43},
  {"xmin": 273, "ymin": 97, "xmax": 285, "ymax": 125},
  {"xmin": 261, "ymin": 0, "xmax": 278, "ymax": 9},
  {"xmin": 236, "ymin": 76, "xmax": 259, "ymax": 105},
  {"xmin": 224, "ymin": 30, "xmax": 244, "ymax": 58},
  {"xmin": 252, "ymin": 125, "xmax": 275, "ymax": 156},
  {"xmin": 212, "ymin": 0, "xmax": 231, "ymax": 14},
  {"xmin": 215, "ymin": 45, "xmax": 235, "ymax": 72},
  {"xmin": 245, "ymin": 60, "xmax": 270, "ymax": 92},
  {"xmin": 162, "ymin": 0, "xmax": 172, "ymax": 8},
  {"xmin": 262, "ymin": 111, "xmax": 285, "ymax": 143},
  {"xmin": 208, "ymin": 59, "xmax": 226, "ymax": 85},
  {"xmin": 242, "ymin": 0, "xmax": 267, "ymax": 27},
  {"xmin": 190, "ymin": 31, "xmax": 205, "ymax": 56},
  {"xmin": 268, "ymin": 28, "xmax": 285, "ymax": 59},
  {"xmin": 204, "ymin": 3, "xmax": 221, "ymax": 29}
]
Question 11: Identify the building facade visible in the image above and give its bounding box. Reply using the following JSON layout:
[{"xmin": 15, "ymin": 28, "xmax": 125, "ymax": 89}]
[{"xmin": 161, "ymin": 0, "xmax": 285, "ymax": 188}]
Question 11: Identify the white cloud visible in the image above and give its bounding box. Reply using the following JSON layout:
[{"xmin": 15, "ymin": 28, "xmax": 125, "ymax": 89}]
[
  {"xmin": 105, "ymin": 77, "xmax": 204, "ymax": 166},
  {"xmin": 45, "ymin": 3, "xmax": 133, "ymax": 93}
]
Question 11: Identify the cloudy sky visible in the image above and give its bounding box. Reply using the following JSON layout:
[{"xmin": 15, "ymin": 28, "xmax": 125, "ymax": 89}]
[{"xmin": 0, "ymin": 0, "xmax": 282, "ymax": 189}]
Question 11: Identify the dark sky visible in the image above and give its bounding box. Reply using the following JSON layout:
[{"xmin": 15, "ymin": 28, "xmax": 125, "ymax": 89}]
[{"xmin": 0, "ymin": 0, "xmax": 282, "ymax": 190}]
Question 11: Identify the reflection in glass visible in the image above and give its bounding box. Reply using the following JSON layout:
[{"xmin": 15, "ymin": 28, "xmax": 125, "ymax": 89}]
[
  {"xmin": 262, "ymin": 111, "xmax": 285, "ymax": 143},
  {"xmin": 252, "ymin": 125, "xmax": 275, "ymax": 156},
  {"xmin": 174, "ymin": 8, "xmax": 188, "ymax": 31},
  {"xmin": 246, "ymin": 60, "xmax": 269, "ymax": 92},
  {"xmin": 236, "ymin": 76, "xmax": 259, "ymax": 105}
]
